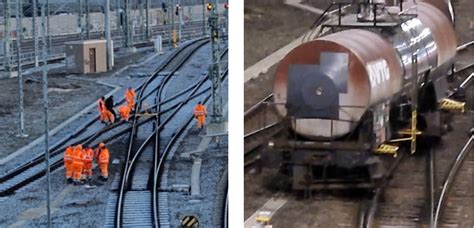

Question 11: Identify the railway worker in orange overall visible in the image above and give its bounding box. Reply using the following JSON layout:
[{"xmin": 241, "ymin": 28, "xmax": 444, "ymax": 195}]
[
  {"xmin": 98, "ymin": 96, "xmax": 107, "ymax": 122},
  {"xmin": 193, "ymin": 101, "xmax": 207, "ymax": 129},
  {"xmin": 71, "ymin": 144, "xmax": 86, "ymax": 185},
  {"xmin": 118, "ymin": 104, "xmax": 131, "ymax": 121},
  {"xmin": 102, "ymin": 109, "xmax": 115, "ymax": 124},
  {"xmin": 125, "ymin": 87, "xmax": 136, "ymax": 109},
  {"xmin": 63, "ymin": 146, "xmax": 74, "ymax": 183},
  {"xmin": 95, "ymin": 143, "xmax": 110, "ymax": 181},
  {"xmin": 82, "ymin": 147, "xmax": 95, "ymax": 181}
]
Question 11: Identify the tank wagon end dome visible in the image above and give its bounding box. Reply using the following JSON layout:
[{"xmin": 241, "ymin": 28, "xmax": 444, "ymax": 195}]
[{"xmin": 274, "ymin": 29, "xmax": 403, "ymax": 139}]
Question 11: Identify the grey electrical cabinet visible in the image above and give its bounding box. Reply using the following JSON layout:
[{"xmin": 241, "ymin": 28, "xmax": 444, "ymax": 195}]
[{"xmin": 65, "ymin": 40, "xmax": 107, "ymax": 74}]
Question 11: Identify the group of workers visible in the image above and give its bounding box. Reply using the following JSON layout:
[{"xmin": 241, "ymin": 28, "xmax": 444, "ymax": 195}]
[
  {"xmin": 62, "ymin": 86, "xmax": 208, "ymax": 185},
  {"xmin": 63, "ymin": 143, "xmax": 110, "ymax": 185},
  {"xmin": 98, "ymin": 87, "xmax": 136, "ymax": 124}
]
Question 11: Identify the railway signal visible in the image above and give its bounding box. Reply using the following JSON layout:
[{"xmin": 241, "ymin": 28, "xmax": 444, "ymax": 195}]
[
  {"xmin": 175, "ymin": 4, "xmax": 180, "ymax": 16},
  {"xmin": 162, "ymin": 2, "xmax": 167, "ymax": 12},
  {"xmin": 206, "ymin": 2, "xmax": 213, "ymax": 11}
]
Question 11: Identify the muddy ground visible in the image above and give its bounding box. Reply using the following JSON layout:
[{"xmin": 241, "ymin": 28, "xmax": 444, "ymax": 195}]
[
  {"xmin": 244, "ymin": 0, "xmax": 316, "ymax": 69},
  {"xmin": 244, "ymin": 0, "xmax": 474, "ymax": 226},
  {"xmin": 244, "ymin": 0, "xmax": 322, "ymax": 110}
]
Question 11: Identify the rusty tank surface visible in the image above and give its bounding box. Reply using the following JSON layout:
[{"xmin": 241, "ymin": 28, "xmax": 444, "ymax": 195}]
[{"xmin": 273, "ymin": 1, "xmax": 457, "ymax": 140}]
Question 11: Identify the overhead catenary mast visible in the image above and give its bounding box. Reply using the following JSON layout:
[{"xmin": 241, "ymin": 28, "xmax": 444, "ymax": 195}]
[
  {"xmin": 16, "ymin": 0, "xmax": 27, "ymax": 137},
  {"xmin": 40, "ymin": 3, "xmax": 52, "ymax": 227},
  {"xmin": 4, "ymin": 0, "xmax": 12, "ymax": 76},
  {"xmin": 205, "ymin": 0, "xmax": 227, "ymax": 137}
]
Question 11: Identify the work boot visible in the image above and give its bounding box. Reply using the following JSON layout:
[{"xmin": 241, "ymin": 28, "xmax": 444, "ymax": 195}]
[
  {"xmin": 73, "ymin": 180, "xmax": 81, "ymax": 186},
  {"xmin": 67, "ymin": 178, "xmax": 73, "ymax": 184}
]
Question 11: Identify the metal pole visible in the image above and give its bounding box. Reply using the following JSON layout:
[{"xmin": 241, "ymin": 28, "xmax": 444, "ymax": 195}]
[
  {"xmin": 116, "ymin": 0, "xmax": 121, "ymax": 32},
  {"xmin": 85, "ymin": 0, "xmax": 90, "ymax": 39},
  {"xmin": 145, "ymin": 0, "xmax": 150, "ymax": 39},
  {"xmin": 78, "ymin": 0, "xmax": 83, "ymax": 40},
  {"xmin": 178, "ymin": 0, "xmax": 182, "ymax": 42},
  {"xmin": 4, "ymin": 0, "xmax": 12, "ymax": 74},
  {"xmin": 33, "ymin": 0, "xmax": 39, "ymax": 66},
  {"xmin": 46, "ymin": 0, "xmax": 51, "ymax": 48},
  {"xmin": 124, "ymin": 0, "xmax": 131, "ymax": 47},
  {"xmin": 16, "ymin": 0, "xmax": 27, "ymax": 137},
  {"xmin": 202, "ymin": 0, "xmax": 206, "ymax": 35},
  {"xmin": 171, "ymin": 0, "xmax": 175, "ymax": 45},
  {"xmin": 105, "ymin": 0, "xmax": 112, "ymax": 70},
  {"xmin": 209, "ymin": 0, "xmax": 222, "ymax": 123},
  {"xmin": 139, "ymin": 0, "xmax": 143, "ymax": 37},
  {"xmin": 41, "ymin": 4, "xmax": 51, "ymax": 228},
  {"xmin": 168, "ymin": 3, "xmax": 172, "ymax": 45}
]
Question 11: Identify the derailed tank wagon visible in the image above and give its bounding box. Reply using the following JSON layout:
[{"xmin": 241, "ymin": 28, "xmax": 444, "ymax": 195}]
[{"xmin": 269, "ymin": 0, "xmax": 464, "ymax": 190}]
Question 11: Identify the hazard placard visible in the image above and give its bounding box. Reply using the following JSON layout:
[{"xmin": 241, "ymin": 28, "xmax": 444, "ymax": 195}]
[{"xmin": 181, "ymin": 215, "xmax": 199, "ymax": 227}]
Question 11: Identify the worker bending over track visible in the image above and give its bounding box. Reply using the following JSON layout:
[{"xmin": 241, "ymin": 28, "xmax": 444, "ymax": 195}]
[
  {"xmin": 118, "ymin": 104, "xmax": 131, "ymax": 121},
  {"xmin": 95, "ymin": 143, "xmax": 110, "ymax": 181},
  {"xmin": 194, "ymin": 102, "xmax": 207, "ymax": 129},
  {"xmin": 125, "ymin": 87, "xmax": 136, "ymax": 109},
  {"xmin": 98, "ymin": 96, "xmax": 115, "ymax": 124},
  {"xmin": 98, "ymin": 97, "xmax": 106, "ymax": 122},
  {"xmin": 63, "ymin": 146, "xmax": 74, "ymax": 183}
]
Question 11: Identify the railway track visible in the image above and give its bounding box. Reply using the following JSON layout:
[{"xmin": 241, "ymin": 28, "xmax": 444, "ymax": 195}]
[
  {"xmin": 0, "ymin": 21, "xmax": 206, "ymax": 71},
  {"xmin": 223, "ymin": 184, "xmax": 229, "ymax": 228},
  {"xmin": 244, "ymin": 94, "xmax": 284, "ymax": 169},
  {"xmin": 0, "ymin": 37, "xmax": 212, "ymax": 197},
  {"xmin": 106, "ymin": 41, "xmax": 228, "ymax": 227},
  {"xmin": 243, "ymin": 40, "xmax": 473, "ymax": 226},
  {"xmin": 433, "ymin": 135, "xmax": 474, "ymax": 227},
  {"xmin": 361, "ymin": 61, "xmax": 474, "ymax": 227},
  {"xmin": 113, "ymin": 36, "xmax": 209, "ymax": 227}
]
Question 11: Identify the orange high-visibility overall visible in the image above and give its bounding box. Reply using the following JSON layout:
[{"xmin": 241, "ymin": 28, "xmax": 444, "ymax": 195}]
[
  {"xmin": 97, "ymin": 148, "xmax": 110, "ymax": 178},
  {"xmin": 118, "ymin": 105, "xmax": 131, "ymax": 121},
  {"xmin": 102, "ymin": 109, "xmax": 115, "ymax": 124},
  {"xmin": 98, "ymin": 99, "xmax": 106, "ymax": 121},
  {"xmin": 125, "ymin": 88, "xmax": 136, "ymax": 109},
  {"xmin": 82, "ymin": 148, "xmax": 94, "ymax": 178},
  {"xmin": 194, "ymin": 104, "xmax": 207, "ymax": 129},
  {"xmin": 71, "ymin": 146, "xmax": 85, "ymax": 182},
  {"xmin": 64, "ymin": 146, "xmax": 74, "ymax": 179}
]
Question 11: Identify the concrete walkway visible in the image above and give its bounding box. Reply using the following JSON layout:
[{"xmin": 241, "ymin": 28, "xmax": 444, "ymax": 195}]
[
  {"xmin": 244, "ymin": 0, "xmax": 325, "ymax": 83},
  {"xmin": 244, "ymin": 195, "xmax": 288, "ymax": 227},
  {"xmin": 284, "ymin": 0, "xmax": 325, "ymax": 14}
]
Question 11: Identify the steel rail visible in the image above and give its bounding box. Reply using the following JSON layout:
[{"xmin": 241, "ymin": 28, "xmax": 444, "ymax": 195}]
[
  {"xmin": 0, "ymin": 86, "xmax": 215, "ymax": 196},
  {"xmin": 244, "ymin": 94, "xmax": 273, "ymax": 117},
  {"xmin": 363, "ymin": 153, "xmax": 406, "ymax": 228},
  {"xmin": 223, "ymin": 185, "xmax": 229, "ymax": 228},
  {"xmin": 433, "ymin": 135, "xmax": 473, "ymax": 228},
  {"xmin": 153, "ymin": 66, "xmax": 229, "ymax": 227},
  {"xmin": 115, "ymin": 37, "xmax": 209, "ymax": 227},
  {"xmin": 0, "ymin": 38, "xmax": 206, "ymax": 184},
  {"xmin": 0, "ymin": 38, "xmax": 208, "ymax": 197},
  {"xmin": 0, "ymin": 22, "xmax": 206, "ymax": 70},
  {"xmin": 117, "ymin": 65, "xmax": 228, "ymax": 227}
]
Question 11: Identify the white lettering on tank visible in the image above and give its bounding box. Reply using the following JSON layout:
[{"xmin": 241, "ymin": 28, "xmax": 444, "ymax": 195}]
[{"xmin": 367, "ymin": 59, "xmax": 390, "ymax": 88}]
